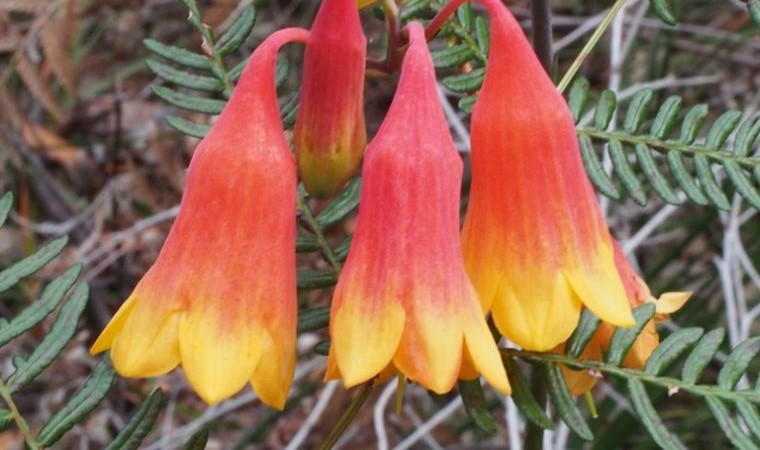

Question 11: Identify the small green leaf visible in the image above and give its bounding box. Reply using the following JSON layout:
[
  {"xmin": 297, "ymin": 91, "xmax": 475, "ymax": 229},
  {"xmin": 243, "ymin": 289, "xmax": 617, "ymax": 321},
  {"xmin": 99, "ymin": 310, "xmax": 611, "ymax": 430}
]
[
  {"xmin": 0, "ymin": 192, "xmax": 12, "ymax": 227},
  {"xmin": 682, "ymin": 328, "xmax": 725, "ymax": 384},
  {"xmin": 297, "ymin": 270, "xmax": 337, "ymax": 290},
  {"xmin": 458, "ymin": 95, "xmax": 477, "ymax": 113},
  {"xmin": 650, "ymin": 0, "xmax": 677, "ymax": 25},
  {"xmin": 441, "ymin": 68, "xmax": 485, "ymax": 93},
  {"xmin": 216, "ymin": 4, "xmax": 256, "ymax": 56},
  {"xmin": 566, "ymin": 309, "xmax": 602, "ymax": 358},
  {"xmin": 580, "ymin": 135, "xmax": 620, "ymax": 199},
  {"xmin": 504, "ymin": 358, "xmax": 554, "ymax": 430},
  {"xmin": 0, "ymin": 409, "xmax": 12, "ymax": 430},
  {"xmin": 623, "ymin": 89, "xmax": 654, "ymax": 133},
  {"xmin": 705, "ymin": 397, "xmax": 757, "ymax": 450},
  {"xmin": 665, "ymin": 152, "xmax": 709, "ymax": 205},
  {"xmin": 315, "ymin": 178, "xmax": 362, "ymax": 228},
  {"xmin": 718, "ymin": 336, "xmax": 760, "ymax": 390},
  {"xmin": 166, "ymin": 116, "xmax": 211, "ymax": 139},
  {"xmin": 399, "ymin": 0, "xmax": 429, "ymax": 20},
  {"xmin": 609, "ymin": 140, "xmax": 646, "ymax": 205},
  {"xmin": 458, "ymin": 379, "xmax": 498, "ymax": 434},
  {"xmin": 734, "ymin": 116, "xmax": 760, "ymax": 157},
  {"xmin": 705, "ymin": 110, "xmax": 742, "ymax": 150},
  {"xmin": 146, "ymin": 59, "xmax": 221, "ymax": 92},
  {"xmin": 568, "ymin": 78, "xmax": 590, "ymax": 124},
  {"xmin": 143, "ymin": 39, "xmax": 211, "ymax": 70},
  {"xmin": 37, "ymin": 356, "xmax": 116, "ymax": 446},
  {"xmin": 7, "ymin": 283, "xmax": 89, "ymax": 392},
  {"xmin": 545, "ymin": 363, "xmax": 593, "ymax": 440},
  {"xmin": 456, "ymin": 2, "xmax": 474, "ymax": 29},
  {"xmin": 644, "ymin": 327, "xmax": 703, "ymax": 375},
  {"xmin": 593, "ymin": 90, "xmax": 617, "ymax": 130},
  {"xmin": 275, "ymin": 57, "xmax": 290, "ymax": 89},
  {"xmin": 280, "ymin": 93, "xmax": 300, "ymax": 129},
  {"xmin": 628, "ymin": 379, "xmax": 687, "ymax": 450},
  {"xmin": 724, "ymin": 161, "xmax": 760, "ymax": 210},
  {"xmin": 0, "ymin": 236, "xmax": 68, "ymax": 293},
  {"xmin": 313, "ymin": 340, "xmax": 330, "ymax": 355},
  {"xmin": 183, "ymin": 427, "xmax": 210, "ymax": 450},
  {"xmin": 678, "ymin": 104, "xmax": 709, "ymax": 145},
  {"xmin": 432, "ymin": 45, "xmax": 476, "ymax": 68},
  {"xmin": 297, "ymin": 307, "xmax": 330, "ymax": 333},
  {"xmin": 750, "ymin": 0, "xmax": 760, "ymax": 25},
  {"xmin": 0, "ymin": 264, "xmax": 81, "ymax": 347},
  {"xmin": 334, "ymin": 235, "xmax": 352, "ymax": 261},
  {"xmin": 152, "ymin": 85, "xmax": 226, "ymax": 114},
  {"xmin": 736, "ymin": 400, "xmax": 760, "ymax": 440},
  {"xmin": 105, "ymin": 389, "xmax": 164, "ymax": 450},
  {"xmin": 474, "ymin": 16, "xmax": 490, "ymax": 54},
  {"xmin": 635, "ymin": 143, "xmax": 681, "ymax": 205},
  {"xmin": 650, "ymin": 96, "xmax": 682, "ymax": 140},
  {"xmin": 606, "ymin": 303, "xmax": 656, "ymax": 366},
  {"xmin": 693, "ymin": 155, "xmax": 730, "ymax": 210},
  {"xmin": 296, "ymin": 235, "xmax": 319, "ymax": 253}
]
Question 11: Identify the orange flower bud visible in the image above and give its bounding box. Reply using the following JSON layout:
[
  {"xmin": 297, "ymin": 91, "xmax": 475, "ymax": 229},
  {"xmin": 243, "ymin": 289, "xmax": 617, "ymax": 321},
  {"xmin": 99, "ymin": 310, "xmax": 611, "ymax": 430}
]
[
  {"xmin": 294, "ymin": 0, "xmax": 367, "ymax": 198},
  {"xmin": 90, "ymin": 28, "xmax": 309, "ymax": 408},
  {"xmin": 325, "ymin": 23, "xmax": 509, "ymax": 395}
]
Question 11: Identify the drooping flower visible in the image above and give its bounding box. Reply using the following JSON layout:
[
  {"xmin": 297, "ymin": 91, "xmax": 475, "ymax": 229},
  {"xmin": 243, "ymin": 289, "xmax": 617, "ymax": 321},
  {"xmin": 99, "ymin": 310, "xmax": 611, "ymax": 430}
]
[
  {"xmin": 294, "ymin": 0, "xmax": 367, "ymax": 198},
  {"xmin": 460, "ymin": 2, "xmax": 636, "ymax": 351},
  {"xmin": 325, "ymin": 22, "xmax": 510, "ymax": 395},
  {"xmin": 560, "ymin": 243, "xmax": 690, "ymax": 395},
  {"xmin": 90, "ymin": 28, "xmax": 309, "ymax": 408}
]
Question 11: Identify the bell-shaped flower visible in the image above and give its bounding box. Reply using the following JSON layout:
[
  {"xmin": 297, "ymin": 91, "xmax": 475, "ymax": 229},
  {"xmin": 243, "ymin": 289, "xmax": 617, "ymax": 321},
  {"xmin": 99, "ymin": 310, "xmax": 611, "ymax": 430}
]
[
  {"xmin": 90, "ymin": 28, "xmax": 309, "ymax": 408},
  {"xmin": 294, "ymin": 0, "xmax": 367, "ymax": 198},
  {"xmin": 560, "ymin": 242, "xmax": 690, "ymax": 395},
  {"xmin": 461, "ymin": 2, "xmax": 635, "ymax": 351},
  {"xmin": 325, "ymin": 23, "xmax": 510, "ymax": 395}
]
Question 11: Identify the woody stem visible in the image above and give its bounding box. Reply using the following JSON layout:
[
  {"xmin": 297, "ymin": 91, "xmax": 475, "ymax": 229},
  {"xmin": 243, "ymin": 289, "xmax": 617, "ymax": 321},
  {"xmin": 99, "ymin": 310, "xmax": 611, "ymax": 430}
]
[{"xmin": 531, "ymin": 0, "xmax": 553, "ymax": 74}]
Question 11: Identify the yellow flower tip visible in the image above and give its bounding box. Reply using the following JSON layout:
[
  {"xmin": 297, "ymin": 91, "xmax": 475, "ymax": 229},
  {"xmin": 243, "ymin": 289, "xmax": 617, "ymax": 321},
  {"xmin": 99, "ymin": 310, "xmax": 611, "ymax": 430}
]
[
  {"xmin": 653, "ymin": 291, "xmax": 692, "ymax": 316},
  {"xmin": 357, "ymin": 0, "xmax": 377, "ymax": 8}
]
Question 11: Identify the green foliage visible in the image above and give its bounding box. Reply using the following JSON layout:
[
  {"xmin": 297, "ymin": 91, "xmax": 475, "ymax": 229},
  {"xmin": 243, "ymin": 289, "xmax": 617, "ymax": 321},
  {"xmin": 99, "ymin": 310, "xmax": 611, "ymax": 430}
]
[{"xmin": 104, "ymin": 389, "xmax": 164, "ymax": 450}]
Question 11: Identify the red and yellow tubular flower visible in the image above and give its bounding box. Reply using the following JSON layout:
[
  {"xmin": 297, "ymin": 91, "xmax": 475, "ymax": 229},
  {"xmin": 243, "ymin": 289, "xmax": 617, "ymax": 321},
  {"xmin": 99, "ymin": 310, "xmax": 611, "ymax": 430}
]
[
  {"xmin": 561, "ymin": 243, "xmax": 691, "ymax": 395},
  {"xmin": 325, "ymin": 23, "xmax": 510, "ymax": 395},
  {"xmin": 460, "ymin": 2, "xmax": 635, "ymax": 351},
  {"xmin": 90, "ymin": 28, "xmax": 309, "ymax": 408},
  {"xmin": 294, "ymin": 0, "xmax": 367, "ymax": 198}
]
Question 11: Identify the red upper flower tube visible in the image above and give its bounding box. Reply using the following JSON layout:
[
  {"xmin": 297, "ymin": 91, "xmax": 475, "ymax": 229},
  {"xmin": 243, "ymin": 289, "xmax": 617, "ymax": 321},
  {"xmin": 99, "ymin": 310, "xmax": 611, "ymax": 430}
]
[
  {"xmin": 90, "ymin": 28, "xmax": 309, "ymax": 408},
  {"xmin": 455, "ymin": 0, "xmax": 635, "ymax": 351},
  {"xmin": 294, "ymin": 0, "xmax": 367, "ymax": 198},
  {"xmin": 325, "ymin": 22, "xmax": 510, "ymax": 395}
]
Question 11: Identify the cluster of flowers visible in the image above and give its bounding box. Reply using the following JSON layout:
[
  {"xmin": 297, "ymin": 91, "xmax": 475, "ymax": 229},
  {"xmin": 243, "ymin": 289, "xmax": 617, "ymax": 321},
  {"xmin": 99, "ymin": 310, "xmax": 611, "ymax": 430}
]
[{"xmin": 91, "ymin": 0, "xmax": 689, "ymax": 409}]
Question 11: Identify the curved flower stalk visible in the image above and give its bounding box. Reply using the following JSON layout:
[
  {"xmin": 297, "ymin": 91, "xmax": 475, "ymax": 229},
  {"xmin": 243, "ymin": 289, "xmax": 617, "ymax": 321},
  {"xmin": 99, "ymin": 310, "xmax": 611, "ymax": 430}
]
[
  {"xmin": 294, "ymin": 0, "xmax": 367, "ymax": 198},
  {"xmin": 456, "ymin": 0, "xmax": 635, "ymax": 351},
  {"xmin": 326, "ymin": 22, "xmax": 510, "ymax": 395},
  {"xmin": 90, "ymin": 28, "xmax": 309, "ymax": 408}
]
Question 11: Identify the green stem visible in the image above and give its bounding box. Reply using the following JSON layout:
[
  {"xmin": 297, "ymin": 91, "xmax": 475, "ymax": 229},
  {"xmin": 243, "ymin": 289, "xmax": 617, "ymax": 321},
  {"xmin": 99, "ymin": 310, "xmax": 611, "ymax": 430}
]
[
  {"xmin": 0, "ymin": 379, "xmax": 39, "ymax": 449},
  {"xmin": 524, "ymin": 365, "xmax": 547, "ymax": 450},
  {"xmin": 184, "ymin": 0, "xmax": 234, "ymax": 93},
  {"xmin": 297, "ymin": 191, "xmax": 342, "ymax": 273},
  {"xmin": 557, "ymin": 0, "xmax": 629, "ymax": 93},
  {"xmin": 319, "ymin": 382, "xmax": 374, "ymax": 450}
]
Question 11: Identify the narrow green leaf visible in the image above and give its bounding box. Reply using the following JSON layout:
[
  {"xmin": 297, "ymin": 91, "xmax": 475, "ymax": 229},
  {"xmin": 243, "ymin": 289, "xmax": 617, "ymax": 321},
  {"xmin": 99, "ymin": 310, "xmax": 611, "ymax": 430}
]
[
  {"xmin": 568, "ymin": 78, "xmax": 590, "ymax": 124},
  {"xmin": 152, "ymin": 85, "xmax": 226, "ymax": 115},
  {"xmin": 216, "ymin": 4, "xmax": 256, "ymax": 56},
  {"xmin": 7, "ymin": 283, "xmax": 89, "ymax": 392},
  {"xmin": 756, "ymin": 166, "xmax": 760, "ymax": 187},
  {"xmin": 432, "ymin": 44, "xmax": 476, "ymax": 68},
  {"xmin": 750, "ymin": 0, "xmax": 760, "ymax": 25},
  {"xmin": 566, "ymin": 309, "xmax": 602, "ymax": 358},
  {"xmin": 635, "ymin": 143, "xmax": 681, "ymax": 205},
  {"xmin": 665, "ymin": 152, "xmax": 709, "ymax": 205},
  {"xmin": 593, "ymin": 90, "xmax": 617, "ymax": 130},
  {"xmin": 143, "ymin": 39, "xmax": 211, "ymax": 70},
  {"xmin": 0, "ymin": 264, "xmax": 81, "ymax": 347},
  {"xmin": 399, "ymin": 0, "xmax": 429, "ymax": 20},
  {"xmin": 694, "ymin": 155, "xmax": 730, "ymax": 210},
  {"xmin": 644, "ymin": 327, "xmax": 703, "ymax": 375},
  {"xmin": 503, "ymin": 358, "xmax": 554, "ymax": 430},
  {"xmin": 705, "ymin": 397, "xmax": 757, "ymax": 450},
  {"xmin": 545, "ymin": 363, "xmax": 593, "ymax": 440},
  {"xmin": 724, "ymin": 161, "xmax": 760, "ymax": 210},
  {"xmin": 297, "ymin": 307, "xmax": 330, "ymax": 333},
  {"xmin": 705, "ymin": 110, "xmax": 742, "ymax": 150},
  {"xmin": 275, "ymin": 57, "xmax": 290, "ymax": 89},
  {"xmin": 105, "ymin": 389, "xmax": 164, "ymax": 450},
  {"xmin": 718, "ymin": 336, "xmax": 760, "ymax": 390},
  {"xmin": 606, "ymin": 303, "xmax": 656, "ymax": 366},
  {"xmin": 474, "ymin": 16, "xmax": 490, "ymax": 55},
  {"xmin": 580, "ymin": 135, "xmax": 620, "ymax": 199},
  {"xmin": 628, "ymin": 379, "xmax": 687, "ymax": 450},
  {"xmin": 458, "ymin": 95, "xmax": 477, "ymax": 113},
  {"xmin": 146, "ymin": 59, "xmax": 221, "ymax": 92},
  {"xmin": 183, "ymin": 427, "xmax": 210, "ymax": 450},
  {"xmin": 650, "ymin": 0, "xmax": 677, "ymax": 25},
  {"xmin": 313, "ymin": 340, "xmax": 330, "ymax": 355},
  {"xmin": 296, "ymin": 235, "xmax": 319, "ymax": 252},
  {"xmin": 0, "ymin": 236, "xmax": 68, "ymax": 293},
  {"xmin": 334, "ymin": 235, "xmax": 352, "ymax": 261},
  {"xmin": 456, "ymin": 2, "xmax": 474, "ymax": 29},
  {"xmin": 458, "ymin": 379, "xmax": 498, "ymax": 434},
  {"xmin": 650, "ymin": 96, "xmax": 682, "ymax": 140},
  {"xmin": 609, "ymin": 140, "xmax": 646, "ymax": 205},
  {"xmin": 0, "ymin": 192, "xmax": 12, "ymax": 227},
  {"xmin": 678, "ymin": 104, "xmax": 709, "ymax": 145},
  {"xmin": 737, "ymin": 400, "xmax": 760, "ymax": 440},
  {"xmin": 166, "ymin": 116, "xmax": 211, "ymax": 139},
  {"xmin": 441, "ymin": 68, "xmax": 485, "ymax": 93},
  {"xmin": 682, "ymin": 328, "xmax": 725, "ymax": 384},
  {"xmin": 37, "ymin": 357, "xmax": 116, "ymax": 446},
  {"xmin": 315, "ymin": 178, "xmax": 362, "ymax": 228},
  {"xmin": 734, "ymin": 116, "xmax": 760, "ymax": 157},
  {"xmin": 623, "ymin": 89, "xmax": 654, "ymax": 133},
  {"xmin": 0, "ymin": 409, "xmax": 12, "ymax": 430},
  {"xmin": 297, "ymin": 270, "xmax": 337, "ymax": 290},
  {"xmin": 280, "ymin": 93, "xmax": 299, "ymax": 129}
]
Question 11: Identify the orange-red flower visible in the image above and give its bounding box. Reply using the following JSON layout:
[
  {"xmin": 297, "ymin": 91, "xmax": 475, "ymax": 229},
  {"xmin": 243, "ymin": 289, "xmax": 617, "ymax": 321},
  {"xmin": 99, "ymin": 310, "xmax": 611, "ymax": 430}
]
[
  {"xmin": 325, "ymin": 22, "xmax": 510, "ymax": 395},
  {"xmin": 90, "ymin": 28, "xmax": 309, "ymax": 408},
  {"xmin": 460, "ymin": 2, "xmax": 635, "ymax": 351},
  {"xmin": 294, "ymin": 0, "xmax": 367, "ymax": 198}
]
